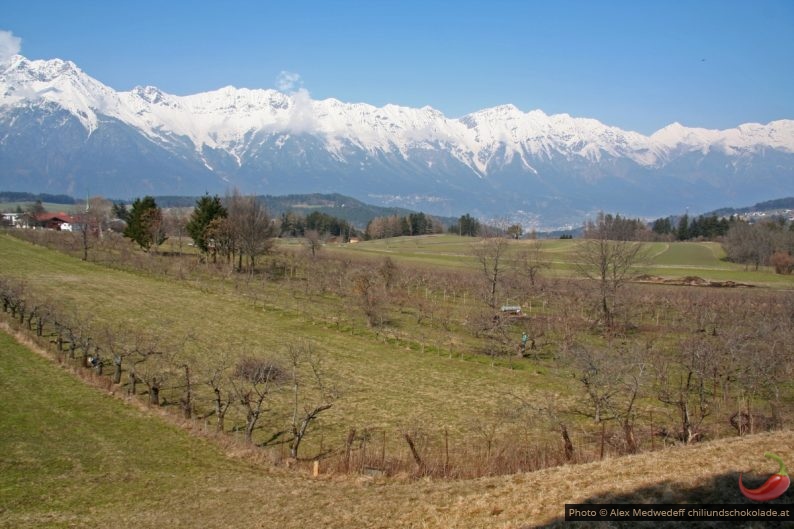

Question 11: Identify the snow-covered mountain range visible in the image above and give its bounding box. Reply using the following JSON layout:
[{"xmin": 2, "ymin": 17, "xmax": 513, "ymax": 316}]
[{"xmin": 2, "ymin": 54, "xmax": 793, "ymax": 226}]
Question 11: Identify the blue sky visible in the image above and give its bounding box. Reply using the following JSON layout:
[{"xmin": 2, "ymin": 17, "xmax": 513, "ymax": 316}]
[{"xmin": 3, "ymin": 0, "xmax": 793, "ymax": 134}]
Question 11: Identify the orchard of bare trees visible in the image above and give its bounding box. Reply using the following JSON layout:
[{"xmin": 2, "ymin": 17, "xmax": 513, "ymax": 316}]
[
  {"xmin": 0, "ymin": 276, "xmax": 337, "ymax": 462},
  {"xmin": 2, "ymin": 203, "xmax": 793, "ymax": 479}
]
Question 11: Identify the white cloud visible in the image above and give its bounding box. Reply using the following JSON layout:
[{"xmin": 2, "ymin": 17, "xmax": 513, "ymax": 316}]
[
  {"xmin": 288, "ymin": 87, "xmax": 318, "ymax": 133},
  {"xmin": 276, "ymin": 71, "xmax": 302, "ymax": 92},
  {"xmin": 0, "ymin": 30, "xmax": 22, "ymax": 63},
  {"xmin": 275, "ymin": 71, "xmax": 318, "ymax": 133}
]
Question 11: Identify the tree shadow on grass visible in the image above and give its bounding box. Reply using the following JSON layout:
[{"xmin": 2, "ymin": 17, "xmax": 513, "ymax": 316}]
[{"xmin": 527, "ymin": 471, "xmax": 793, "ymax": 529}]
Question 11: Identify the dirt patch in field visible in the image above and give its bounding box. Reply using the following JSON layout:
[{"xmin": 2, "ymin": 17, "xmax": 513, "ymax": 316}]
[{"xmin": 634, "ymin": 274, "xmax": 754, "ymax": 288}]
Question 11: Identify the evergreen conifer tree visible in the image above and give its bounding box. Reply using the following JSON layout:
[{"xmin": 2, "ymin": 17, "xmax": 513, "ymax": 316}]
[
  {"xmin": 124, "ymin": 196, "xmax": 166, "ymax": 250},
  {"xmin": 186, "ymin": 194, "xmax": 227, "ymax": 253}
]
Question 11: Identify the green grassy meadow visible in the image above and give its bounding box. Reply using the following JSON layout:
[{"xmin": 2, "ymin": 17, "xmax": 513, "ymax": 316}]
[
  {"xmin": 0, "ymin": 202, "xmax": 82, "ymax": 214},
  {"xmin": 0, "ymin": 330, "xmax": 241, "ymax": 524},
  {"xmin": 331, "ymin": 235, "xmax": 793, "ymax": 286}
]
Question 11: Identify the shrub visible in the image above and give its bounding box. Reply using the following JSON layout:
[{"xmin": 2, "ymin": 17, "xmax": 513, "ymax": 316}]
[{"xmin": 769, "ymin": 251, "xmax": 794, "ymax": 274}]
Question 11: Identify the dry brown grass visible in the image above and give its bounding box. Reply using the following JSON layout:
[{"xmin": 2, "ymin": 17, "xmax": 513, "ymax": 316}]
[{"xmin": 12, "ymin": 432, "xmax": 790, "ymax": 529}]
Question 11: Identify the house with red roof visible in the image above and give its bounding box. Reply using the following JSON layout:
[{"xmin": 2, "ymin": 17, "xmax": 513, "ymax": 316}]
[{"xmin": 35, "ymin": 212, "xmax": 76, "ymax": 231}]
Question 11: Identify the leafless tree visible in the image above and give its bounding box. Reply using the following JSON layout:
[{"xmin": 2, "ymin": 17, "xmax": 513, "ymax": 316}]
[
  {"xmin": 227, "ymin": 191, "xmax": 275, "ymax": 274},
  {"xmin": 232, "ymin": 356, "xmax": 286, "ymax": 444},
  {"xmin": 285, "ymin": 341, "xmax": 337, "ymax": 459},
  {"xmin": 514, "ymin": 240, "xmax": 550, "ymax": 288},
  {"xmin": 510, "ymin": 392, "xmax": 576, "ymax": 463},
  {"xmin": 171, "ymin": 348, "xmax": 195, "ymax": 419},
  {"xmin": 202, "ymin": 349, "xmax": 235, "ymax": 432},
  {"xmin": 55, "ymin": 311, "xmax": 91, "ymax": 361},
  {"xmin": 128, "ymin": 335, "xmax": 171, "ymax": 405},
  {"xmin": 95, "ymin": 326, "xmax": 135, "ymax": 385},
  {"xmin": 71, "ymin": 196, "xmax": 113, "ymax": 261},
  {"xmin": 304, "ymin": 229, "xmax": 324, "ymax": 259},
  {"xmin": 73, "ymin": 321, "xmax": 96, "ymax": 368},
  {"xmin": 610, "ymin": 345, "xmax": 648, "ymax": 454},
  {"xmin": 470, "ymin": 306, "xmax": 513, "ymax": 366},
  {"xmin": 25, "ymin": 300, "xmax": 55, "ymax": 337},
  {"xmin": 574, "ymin": 230, "xmax": 647, "ymax": 329},
  {"xmin": 619, "ymin": 364, "xmax": 645, "ymax": 454},
  {"xmin": 350, "ymin": 266, "xmax": 388, "ymax": 327},
  {"xmin": 732, "ymin": 318, "xmax": 791, "ymax": 432},
  {"xmin": 655, "ymin": 337, "xmax": 715, "ymax": 444},
  {"xmin": 302, "ymin": 255, "xmax": 330, "ymax": 298},
  {"xmin": 471, "ymin": 236, "xmax": 510, "ymax": 310},
  {"xmin": 0, "ymin": 279, "xmax": 26, "ymax": 321},
  {"xmin": 567, "ymin": 341, "xmax": 648, "ymax": 454},
  {"xmin": 568, "ymin": 345, "xmax": 622, "ymax": 424},
  {"xmin": 142, "ymin": 207, "xmax": 168, "ymax": 255},
  {"xmin": 378, "ymin": 257, "xmax": 399, "ymax": 291},
  {"xmin": 724, "ymin": 222, "xmax": 774, "ymax": 271}
]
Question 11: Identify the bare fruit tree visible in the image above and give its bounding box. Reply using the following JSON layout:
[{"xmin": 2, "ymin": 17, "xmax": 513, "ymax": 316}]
[
  {"xmin": 655, "ymin": 337, "xmax": 715, "ymax": 444},
  {"xmin": 574, "ymin": 226, "xmax": 646, "ymax": 329},
  {"xmin": 569, "ymin": 344, "xmax": 622, "ymax": 424},
  {"xmin": 232, "ymin": 356, "xmax": 286, "ymax": 444},
  {"xmin": 285, "ymin": 341, "xmax": 337, "ymax": 459},
  {"xmin": 471, "ymin": 236, "xmax": 510, "ymax": 310},
  {"xmin": 514, "ymin": 240, "xmax": 550, "ymax": 288},
  {"xmin": 74, "ymin": 196, "xmax": 113, "ymax": 261},
  {"xmin": 130, "ymin": 340, "xmax": 171, "ymax": 406},
  {"xmin": 350, "ymin": 266, "xmax": 388, "ymax": 327},
  {"xmin": 200, "ymin": 347, "xmax": 236, "ymax": 432}
]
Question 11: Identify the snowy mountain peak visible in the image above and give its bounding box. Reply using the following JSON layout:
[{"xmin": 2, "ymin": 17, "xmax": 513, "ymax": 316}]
[
  {"xmin": 1, "ymin": 53, "xmax": 793, "ymax": 227},
  {"xmin": 1, "ymin": 52, "xmax": 793, "ymax": 223},
  {"xmin": 0, "ymin": 55, "xmax": 122, "ymax": 131},
  {"xmin": 4, "ymin": 55, "xmax": 78, "ymax": 80},
  {"xmin": 3, "ymin": 54, "xmax": 793, "ymax": 165},
  {"xmin": 131, "ymin": 85, "xmax": 168, "ymax": 104},
  {"xmin": 484, "ymin": 103, "xmax": 522, "ymax": 114}
]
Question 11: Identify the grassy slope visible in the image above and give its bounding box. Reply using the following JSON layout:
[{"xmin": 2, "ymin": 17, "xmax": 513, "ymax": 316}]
[
  {"xmin": 0, "ymin": 233, "xmax": 789, "ymax": 447},
  {"xmin": 1, "ymin": 329, "xmax": 792, "ymax": 529},
  {"xmin": 0, "ymin": 234, "xmax": 557, "ymax": 439},
  {"xmin": 0, "ymin": 330, "xmax": 247, "ymax": 527}
]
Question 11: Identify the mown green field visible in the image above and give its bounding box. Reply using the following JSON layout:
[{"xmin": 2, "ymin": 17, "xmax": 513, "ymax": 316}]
[
  {"xmin": 331, "ymin": 235, "xmax": 793, "ymax": 286},
  {"xmin": 0, "ymin": 202, "xmax": 81, "ymax": 214},
  {"xmin": 0, "ymin": 330, "xmax": 241, "ymax": 524}
]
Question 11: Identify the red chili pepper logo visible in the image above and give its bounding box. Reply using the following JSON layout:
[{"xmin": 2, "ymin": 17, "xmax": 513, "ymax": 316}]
[{"xmin": 739, "ymin": 452, "xmax": 790, "ymax": 502}]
